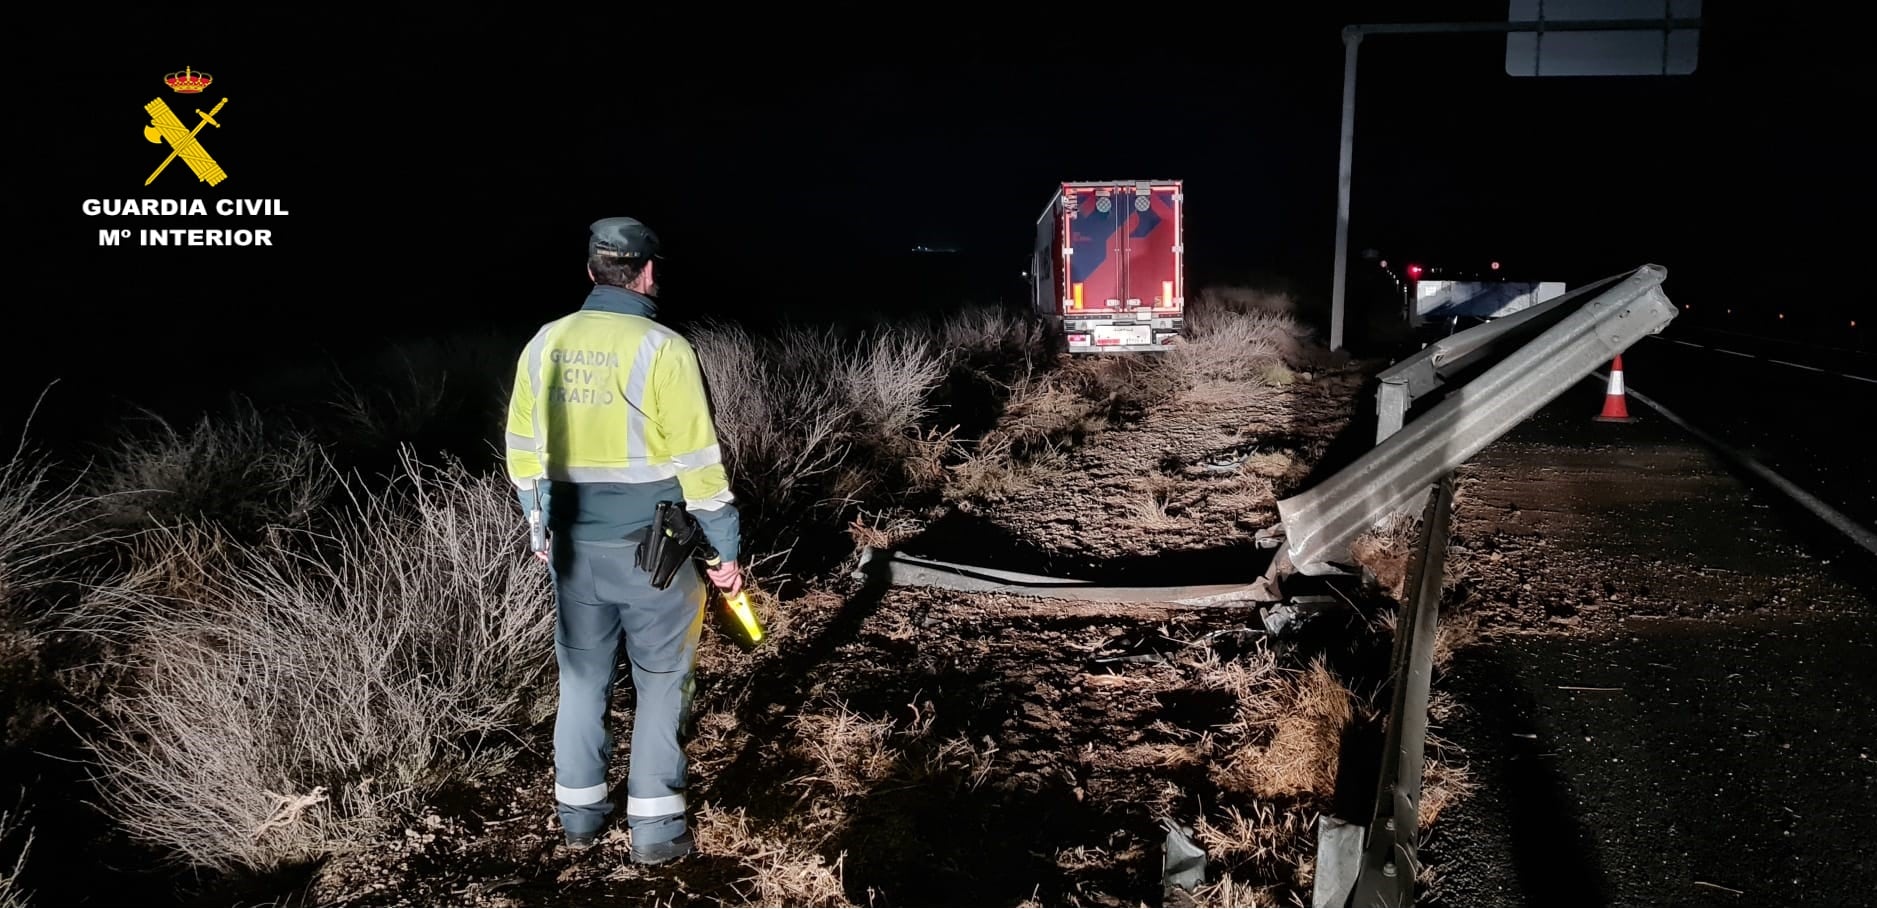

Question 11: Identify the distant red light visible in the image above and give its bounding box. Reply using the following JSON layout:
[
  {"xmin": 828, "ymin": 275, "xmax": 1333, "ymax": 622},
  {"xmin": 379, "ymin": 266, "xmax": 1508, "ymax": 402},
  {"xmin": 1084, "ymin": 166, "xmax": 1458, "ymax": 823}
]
[
  {"xmin": 1490, "ymin": 261, "xmax": 1501, "ymax": 270},
  {"xmin": 1406, "ymin": 264, "xmax": 1424, "ymax": 279}
]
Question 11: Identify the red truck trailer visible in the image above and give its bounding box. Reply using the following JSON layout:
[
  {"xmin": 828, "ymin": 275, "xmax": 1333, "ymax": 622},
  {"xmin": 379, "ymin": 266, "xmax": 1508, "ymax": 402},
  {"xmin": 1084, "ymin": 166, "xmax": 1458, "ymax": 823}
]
[{"xmin": 1031, "ymin": 180, "xmax": 1185, "ymax": 353}]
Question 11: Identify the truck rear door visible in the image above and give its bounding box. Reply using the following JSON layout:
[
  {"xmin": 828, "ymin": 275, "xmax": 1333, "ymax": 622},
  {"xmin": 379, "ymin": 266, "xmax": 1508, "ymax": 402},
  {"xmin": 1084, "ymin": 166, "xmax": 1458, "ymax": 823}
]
[
  {"xmin": 1065, "ymin": 185, "xmax": 1126, "ymax": 318},
  {"xmin": 1122, "ymin": 182, "xmax": 1183, "ymax": 323}
]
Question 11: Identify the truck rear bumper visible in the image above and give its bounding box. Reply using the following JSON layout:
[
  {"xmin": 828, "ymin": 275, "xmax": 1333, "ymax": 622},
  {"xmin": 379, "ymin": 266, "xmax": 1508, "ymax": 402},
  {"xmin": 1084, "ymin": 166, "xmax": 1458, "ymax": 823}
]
[
  {"xmin": 1068, "ymin": 343, "xmax": 1173, "ymax": 354},
  {"xmin": 1063, "ymin": 317, "xmax": 1183, "ymax": 354}
]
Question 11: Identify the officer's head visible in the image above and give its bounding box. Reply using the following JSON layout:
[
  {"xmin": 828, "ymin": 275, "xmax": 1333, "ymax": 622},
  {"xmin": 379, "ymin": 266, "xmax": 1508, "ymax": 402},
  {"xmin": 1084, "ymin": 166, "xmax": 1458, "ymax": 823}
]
[{"xmin": 586, "ymin": 217, "xmax": 661, "ymax": 296}]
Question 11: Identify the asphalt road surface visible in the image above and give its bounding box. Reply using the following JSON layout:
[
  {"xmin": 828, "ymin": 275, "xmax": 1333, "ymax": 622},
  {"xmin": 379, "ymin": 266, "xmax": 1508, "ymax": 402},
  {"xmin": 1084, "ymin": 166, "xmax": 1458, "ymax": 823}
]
[
  {"xmin": 1625, "ymin": 326, "xmax": 1877, "ymax": 533},
  {"xmin": 1421, "ymin": 377, "xmax": 1877, "ymax": 906}
]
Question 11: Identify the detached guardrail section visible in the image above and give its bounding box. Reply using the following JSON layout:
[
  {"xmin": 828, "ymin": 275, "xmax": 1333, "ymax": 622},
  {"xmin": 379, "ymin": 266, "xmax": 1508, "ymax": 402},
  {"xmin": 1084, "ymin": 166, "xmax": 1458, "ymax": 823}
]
[{"xmin": 1277, "ymin": 264, "xmax": 1679, "ymax": 577}]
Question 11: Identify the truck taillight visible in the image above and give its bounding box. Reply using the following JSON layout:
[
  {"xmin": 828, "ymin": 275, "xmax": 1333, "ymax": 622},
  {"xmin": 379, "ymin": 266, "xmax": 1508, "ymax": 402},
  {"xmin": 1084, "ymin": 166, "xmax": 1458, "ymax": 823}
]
[
  {"xmin": 1072, "ymin": 282, "xmax": 1084, "ymax": 310},
  {"xmin": 1407, "ymin": 264, "xmax": 1424, "ymax": 279}
]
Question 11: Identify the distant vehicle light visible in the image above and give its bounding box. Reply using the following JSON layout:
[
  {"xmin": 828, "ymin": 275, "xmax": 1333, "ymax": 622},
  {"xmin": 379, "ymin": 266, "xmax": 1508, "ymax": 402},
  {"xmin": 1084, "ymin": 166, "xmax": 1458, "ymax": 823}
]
[
  {"xmin": 1490, "ymin": 261, "xmax": 1501, "ymax": 270},
  {"xmin": 1379, "ymin": 259, "xmax": 1388, "ymax": 268},
  {"xmin": 1406, "ymin": 264, "xmax": 1424, "ymax": 279}
]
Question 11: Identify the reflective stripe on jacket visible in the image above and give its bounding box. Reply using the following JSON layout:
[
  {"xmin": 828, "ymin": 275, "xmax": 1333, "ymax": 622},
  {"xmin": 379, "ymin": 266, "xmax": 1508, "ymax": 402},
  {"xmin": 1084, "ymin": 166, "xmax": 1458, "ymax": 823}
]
[{"xmin": 505, "ymin": 285, "xmax": 740, "ymax": 561}]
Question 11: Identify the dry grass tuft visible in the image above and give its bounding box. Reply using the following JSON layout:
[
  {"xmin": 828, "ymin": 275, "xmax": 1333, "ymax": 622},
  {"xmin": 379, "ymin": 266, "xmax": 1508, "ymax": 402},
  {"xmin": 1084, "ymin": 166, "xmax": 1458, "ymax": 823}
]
[
  {"xmin": 1187, "ymin": 647, "xmax": 1283, "ymax": 732},
  {"xmin": 1192, "ymin": 803, "xmax": 1317, "ymax": 900},
  {"xmin": 1190, "ymin": 870, "xmax": 1287, "ymax": 907},
  {"xmin": 1135, "ymin": 475, "xmax": 1186, "ymax": 529},
  {"xmin": 1215, "ymin": 657, "xmax": 1354, "ymax": 801},
  {"xmin": 845, "ymin": 510, "xmax": 924, "ymax": 553},
  {"xmin": 1351, "ymin": 506, "xmax": 1422, "ymax": 602},
  {"xmin": 694, "ymin": 804, "xmax": 851, "ymax": 907},
  {"xmin": 788, "ymin": 705, "xmax": 899, "ymax": 799},
  {"xmin": 1432, "ymin": 609, "xmax": 1482, "ymax": 675},
  {"xmin": 1418, "ymin": 756, "xmax": 1475, "ymax": 830}
]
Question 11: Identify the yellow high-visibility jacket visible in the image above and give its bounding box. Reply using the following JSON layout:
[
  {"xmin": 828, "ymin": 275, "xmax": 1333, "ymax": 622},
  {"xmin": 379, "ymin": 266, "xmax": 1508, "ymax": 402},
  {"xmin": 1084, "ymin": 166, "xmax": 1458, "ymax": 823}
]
[{"xmin": 505, "ymin": 285, "xmax": 740, "ymax": 562}]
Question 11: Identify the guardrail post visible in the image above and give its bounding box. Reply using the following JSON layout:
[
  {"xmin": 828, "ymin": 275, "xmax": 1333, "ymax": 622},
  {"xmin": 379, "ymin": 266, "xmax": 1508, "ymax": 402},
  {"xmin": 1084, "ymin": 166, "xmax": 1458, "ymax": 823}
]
[{"xmin": 1376, "ymin": 377, "xmax": 1410, "ymax": 444}]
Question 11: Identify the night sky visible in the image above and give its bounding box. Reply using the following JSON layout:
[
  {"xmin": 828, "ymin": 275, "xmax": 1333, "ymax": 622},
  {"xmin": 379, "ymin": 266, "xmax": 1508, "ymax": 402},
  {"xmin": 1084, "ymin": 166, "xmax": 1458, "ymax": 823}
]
[{"xmin": 14, "ymin": 5, "xmax": 1871, "ymax": 434}]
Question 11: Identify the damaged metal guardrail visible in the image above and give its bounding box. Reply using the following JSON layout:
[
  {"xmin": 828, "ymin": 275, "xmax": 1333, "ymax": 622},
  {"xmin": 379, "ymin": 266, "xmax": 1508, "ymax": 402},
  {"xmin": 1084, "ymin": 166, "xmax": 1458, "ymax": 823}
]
[
  {"xmin": 1277, "ymin": 264, "xmax": 1679, "ymax": 576},
  {"xmin": 853, "ymin": 548, "xmax": 1264, "ymax": 607},
  {"xmin": 1313, "ymin": 475, "xmax": 1455, "ymax": 907},
  {"xmin": 1372, "ymin": 272, "xmax": 1625, "ymax": 444}
]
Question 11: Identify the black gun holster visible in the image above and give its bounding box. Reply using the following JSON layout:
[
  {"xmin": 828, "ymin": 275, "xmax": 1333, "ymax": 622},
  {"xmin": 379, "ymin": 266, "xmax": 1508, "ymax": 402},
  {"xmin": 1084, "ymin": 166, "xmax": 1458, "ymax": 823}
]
[{"xmin": 637, "ymin": 501, "xmax": 709, "ymax": 590}]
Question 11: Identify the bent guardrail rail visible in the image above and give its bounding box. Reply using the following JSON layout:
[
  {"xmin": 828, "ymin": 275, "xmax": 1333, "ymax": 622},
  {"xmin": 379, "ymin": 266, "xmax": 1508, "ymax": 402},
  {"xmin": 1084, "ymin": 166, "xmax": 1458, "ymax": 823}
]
[
  {"xmin": 1373, "ymin": 272, "xmax": 1624, "ymax": 443},
  {"xmin": 1278, "ymin": 264, "xmax": 1678, "ymax": 576},
  {"xmin": 853, "ymin": 548, "xmax": 1263, "ymax": 607}
]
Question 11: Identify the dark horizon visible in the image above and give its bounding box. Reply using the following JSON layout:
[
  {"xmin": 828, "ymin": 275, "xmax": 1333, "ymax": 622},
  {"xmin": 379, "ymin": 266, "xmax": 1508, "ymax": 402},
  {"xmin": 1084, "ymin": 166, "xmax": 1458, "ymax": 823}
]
[{"xmin": 14, "ymin": 7, "xmax": 1871, "ymax": 437}]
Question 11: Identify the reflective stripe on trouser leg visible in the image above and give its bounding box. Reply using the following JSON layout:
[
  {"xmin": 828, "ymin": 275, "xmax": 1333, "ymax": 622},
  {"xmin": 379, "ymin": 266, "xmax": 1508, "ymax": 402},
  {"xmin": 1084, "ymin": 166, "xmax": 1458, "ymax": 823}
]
[
  {"xmin": 620, "ymin": 544, "xmax": 708, "ymax": 847},
  {"xmin": 552, "ymin": 537, "xmax": 623, "ymax": 837}
]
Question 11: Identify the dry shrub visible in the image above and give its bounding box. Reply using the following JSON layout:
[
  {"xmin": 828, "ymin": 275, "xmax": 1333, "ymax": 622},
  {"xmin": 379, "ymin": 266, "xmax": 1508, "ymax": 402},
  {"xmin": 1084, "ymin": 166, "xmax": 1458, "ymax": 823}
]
[
  {"xmin": 694, "ymin": 804, "xmax": 850, "ymax": 907},
  {"xmin": 1166, "ymin": 286, "xmax": 1311, "ymax": 389},
  {"xmin": 934, "ymin": 304, "xmax": 1047, "ymax": 365},
  {"xmin": 324, "ymin": 334, "xmax": 515, "ymax": 458},
  {"xmin": 72, "ymin": 449, "xmax": 553, "ymax": 874},
  {"xmin": 840, "ymin": 331, "xmax": 947, "ymax": 449},
  {"xmin": 692, "ymin": 323, "xmax": 855, "ymax": 532},
  {"xmin": 1169, "ymin": 314, "xmax": 1306, "ymax": 386},
  {"xmin": 1216, "ymin": 657, "xmax": 1353, "ymax": 801},
  {"xmin": 89, "ymin": 402, "xmax": 336, "ymax": 534},
  {"xmin": 691, "ymin": 321, "xmax": 955, "ymax": 567},
  {"xmin": 1189, "ymin": 286, "xmax": 1299, "ymax": 323},
  {"xmin": 0, "ymin": 812, "xmax": 27, "ymax": 909},
  {"xmin": 0, "ymin": 441, "xmax": 87, "ymax": 610},
  {"xmin": 2, "ymin": 427, "xmax": 104, "ymax": 753}
]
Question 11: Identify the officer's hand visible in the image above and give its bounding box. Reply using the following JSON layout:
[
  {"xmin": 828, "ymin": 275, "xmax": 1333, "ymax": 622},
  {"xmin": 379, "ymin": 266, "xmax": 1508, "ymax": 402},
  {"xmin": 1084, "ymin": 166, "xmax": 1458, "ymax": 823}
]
[
  {"xmin": 707, "ymin": 560, "xmax": 743, "ymax": 595},
  {"xmin": 535, "ymin": 549, "xmax": 549, "ymax": 564}
]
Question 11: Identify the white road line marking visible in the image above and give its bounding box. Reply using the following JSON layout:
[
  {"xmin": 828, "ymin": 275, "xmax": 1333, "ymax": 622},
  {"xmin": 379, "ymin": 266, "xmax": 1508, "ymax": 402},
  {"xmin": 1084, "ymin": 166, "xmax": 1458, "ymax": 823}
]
[
  {"xmin": 1768, "ymin": 359, "xmax": 1825, "ymax": 373},
  {"xmin": 1651, "ymin": 336, "xmax": 1874, "ymax": 384},
  {"xmin": 1611, "ymin": 377, "xmax": 1877, "ymax": 558}
]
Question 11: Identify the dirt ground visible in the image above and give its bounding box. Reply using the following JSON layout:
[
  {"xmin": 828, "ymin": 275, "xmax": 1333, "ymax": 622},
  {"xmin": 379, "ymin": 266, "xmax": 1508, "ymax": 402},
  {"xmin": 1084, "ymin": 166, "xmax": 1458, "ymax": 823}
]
[
  {"xmin": 307, "ymin": 361, "xmax": 1386, "ymax": 907},
  {"xmin": 924, "ymin": 368, "xmax": 1371, "ymax": 582},
  {"xmin": 1421, "ymin": 379, "xmax": 1877, "ymax": 905}
]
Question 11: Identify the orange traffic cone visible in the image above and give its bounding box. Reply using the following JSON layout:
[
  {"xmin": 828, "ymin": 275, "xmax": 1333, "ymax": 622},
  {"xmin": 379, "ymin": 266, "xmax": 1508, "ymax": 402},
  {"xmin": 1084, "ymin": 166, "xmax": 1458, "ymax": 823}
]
[{"xmin": 1594, "ymin": 355, "xmax": 1635, "ymax": 423}]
